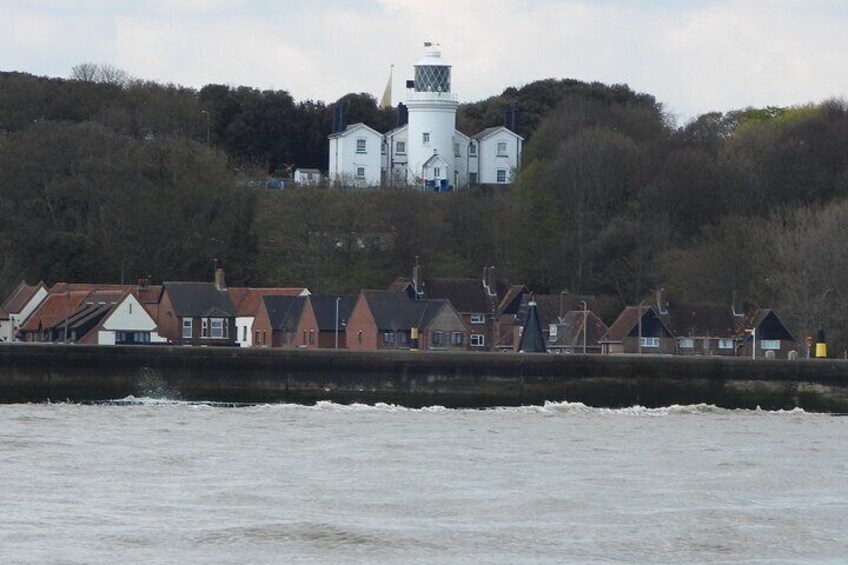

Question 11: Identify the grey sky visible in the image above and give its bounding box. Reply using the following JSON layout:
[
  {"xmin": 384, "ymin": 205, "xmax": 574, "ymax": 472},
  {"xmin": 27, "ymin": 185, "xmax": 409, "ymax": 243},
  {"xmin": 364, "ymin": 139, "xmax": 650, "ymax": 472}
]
[{"xmin": 2, "ymin": 0, "xmax": 847, "ymax": 124}]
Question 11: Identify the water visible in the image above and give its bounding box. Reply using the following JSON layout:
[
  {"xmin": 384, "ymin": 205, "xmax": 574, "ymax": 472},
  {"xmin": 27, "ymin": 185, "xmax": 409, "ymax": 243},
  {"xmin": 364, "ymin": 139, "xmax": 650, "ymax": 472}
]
[{"xmin": 1, "ymin": 400, "xmax": 846, "ymax": 564}]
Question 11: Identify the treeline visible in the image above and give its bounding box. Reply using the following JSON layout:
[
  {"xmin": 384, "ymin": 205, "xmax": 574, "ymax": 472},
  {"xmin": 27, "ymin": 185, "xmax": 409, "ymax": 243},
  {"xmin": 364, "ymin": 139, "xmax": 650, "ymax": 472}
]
[{"xmin": 2, "ymin": 68, "xmax": 848, "ymax": 352}]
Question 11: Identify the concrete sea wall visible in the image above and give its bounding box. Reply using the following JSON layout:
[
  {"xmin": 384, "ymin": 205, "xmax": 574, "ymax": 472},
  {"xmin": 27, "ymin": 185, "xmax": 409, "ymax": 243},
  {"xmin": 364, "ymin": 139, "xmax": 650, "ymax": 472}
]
[{"xmin": 1, "ymin": 344, "xmax": 848, "ymax": 412}]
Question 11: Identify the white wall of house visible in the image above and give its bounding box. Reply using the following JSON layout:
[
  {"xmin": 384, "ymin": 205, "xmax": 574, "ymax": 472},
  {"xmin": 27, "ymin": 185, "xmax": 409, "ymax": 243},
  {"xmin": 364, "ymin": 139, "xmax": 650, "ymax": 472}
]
[
  {"xmin": 293, "ymin": 169, "xmax": 321, "ymax": 185},
  {"xmin": 236, "ymin": 316, "xmax": 253, "ymax": 347},
  {"xmin": 477, "ymin": 128, "xmax": 523, "ymax": 184},
  {"xmin": 328, "ymin": 124, "xmax": 383, "ymax": 187},
  {"xmin": 98, "ymin": 294, "xmax": 165, "ymax": 345},
  {"xmin": 0, "ymin": 286, "xmax": 48, "ymax": 342}
]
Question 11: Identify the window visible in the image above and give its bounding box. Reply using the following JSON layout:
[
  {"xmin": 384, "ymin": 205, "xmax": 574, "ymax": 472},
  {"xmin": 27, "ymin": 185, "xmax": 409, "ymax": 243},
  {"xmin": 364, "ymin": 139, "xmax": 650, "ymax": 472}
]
[
  {"xmin": 210, "ymin": 318, "xmax": 225, "ymax": 339},
  {"xmin": 201, "ymin": 318, "xmax": 209, "ymax": 338},
  {"xmin": 243, "ymin": 326, "xmax": 247, "ymax": 342},
  {"xmin": 496, "ymin": 169, "xmax": 507, "ymax": 183},
  {"xmin": 760, "ymin": 339, "xmax": 781, "ymax": 350},
  {"xmin": 431, "ymin": 331, "xmax": 444, "ymax": 346},
  {"xmin": 470, "ymin": 334, "xmax": 485, "ymax": 347},
  {"xmin": 497, "ymin": 141, "xmax": 508, "ymax": 156},
  {"xmin": 640, "ymin": 337, "xmax": 660, "ymax": 348},
  {"xmin": 396, "ymin": 141, "xmax": 406, "ymax": 154},
  {"xmin": 309, "ymin": 330, "xmax": 315, "ymax": 345},
  {"xmin": 469, "ymin": 172, "xmax": 478, "ymax": 184},
  {"xmin": 718, "ymin": 339, "xmax": 734, "ymax": 350},
  {"xmin": 549, "ymin": 324, "xmax": 558, "ymax": 339},
  {"xmin": 433, "ymin": 167, "xmax": 441, "ymax": 178},
  {"xmin": 679, "ymin": 338, "xmax": 694, "ymax": 349},
  {"xmin": 303, "ymin": 330, "xmax": 307, "ymax": 345},
  {"xmin": 182, "ymin": 318, "xmax": 192, "ymax": 339},
  {"xmin": 358, "ymin": 331, "xmax": 363, "ymax": 344},
  {"xmin": 423, "ymin": 132, "xmax": 430, "ymax": 144},
  {"xmin": 451, "ymin": 332, "xmax": 464, "ymax": 346},
  {"xmin": 356, "ymin": 167, "xmax": 365, "ymax": 178},
  {"xmin": 399, "ymin": 331, "xmax": 409, "ymax": 345},
  {"xmin": 470, "ymin": 314, "xmax": 486, "ymax": 324},
  {"xmin": 382, "ymin": 331, "xmax": 395, "ymax": 345},
  {"xmin": 454, "ymin": 142, "xmax": 460, "ymax": 156},
  {"xmin": 255, "ymin": 330, "xmax": 262, "ymax": 345},
  {"xmin": 356, "ymin": 138, "xmax": 366, "ymax": 153},
  {"xmin": 469, "ymin": 143, "xmax": 477, "ymax": 156}
]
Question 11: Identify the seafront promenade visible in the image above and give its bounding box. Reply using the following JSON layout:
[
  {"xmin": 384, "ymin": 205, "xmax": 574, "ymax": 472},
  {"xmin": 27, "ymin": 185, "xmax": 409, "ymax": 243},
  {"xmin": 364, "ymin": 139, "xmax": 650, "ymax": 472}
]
[{"xmin": 2, "ymin": 344, "xmax": 848, "ymax": 411}]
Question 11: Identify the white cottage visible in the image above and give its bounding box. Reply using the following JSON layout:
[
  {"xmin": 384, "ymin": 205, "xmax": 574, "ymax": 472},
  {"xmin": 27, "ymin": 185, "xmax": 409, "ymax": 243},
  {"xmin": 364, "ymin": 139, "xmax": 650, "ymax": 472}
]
[
  {"xmin": 329, "ymin": 44, "xmax": 523, "ymax": 190},
  {"xmin": 328, "ymin": 123, "xmax": 383, "ymax": 187},
  {"xmin": 97, "ymin": 292, "xmax": 166, "ymax": 345},
  {"xmin": 0, "ymin": 281, "xmax": 48, "ymax": 342},
  {"xmin": 293, "ymin": 168, "xmax": 322, "ymax": 186}
]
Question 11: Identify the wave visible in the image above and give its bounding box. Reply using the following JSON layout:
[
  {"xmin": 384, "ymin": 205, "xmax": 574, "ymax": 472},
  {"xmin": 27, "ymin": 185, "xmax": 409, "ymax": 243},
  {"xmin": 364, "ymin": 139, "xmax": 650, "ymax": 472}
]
[{"xmin": 79, "ymin": 397, "xmax": 818, "ymax": 417}]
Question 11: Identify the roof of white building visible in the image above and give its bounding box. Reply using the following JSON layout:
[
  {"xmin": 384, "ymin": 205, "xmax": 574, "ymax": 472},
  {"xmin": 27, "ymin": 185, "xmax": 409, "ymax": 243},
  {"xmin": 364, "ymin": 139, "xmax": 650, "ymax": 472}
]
[
  {"xmin": 472, "ymin": 126, "xmax": 525, "ymax": 141},
  {"xmin": 328, "ymin": 122, "xmax": 383, "ymax": 139}
]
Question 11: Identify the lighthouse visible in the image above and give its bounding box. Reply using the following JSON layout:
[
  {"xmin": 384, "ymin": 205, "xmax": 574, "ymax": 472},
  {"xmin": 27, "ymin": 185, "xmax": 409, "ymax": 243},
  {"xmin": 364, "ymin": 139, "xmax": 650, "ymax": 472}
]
[
  {"xmin": 328, "ymin": 44, "xmax": 523, "ymax": 190},
  {"xmin": 404, "ymin": 43, "xmax": 459, "ymax": 190}
]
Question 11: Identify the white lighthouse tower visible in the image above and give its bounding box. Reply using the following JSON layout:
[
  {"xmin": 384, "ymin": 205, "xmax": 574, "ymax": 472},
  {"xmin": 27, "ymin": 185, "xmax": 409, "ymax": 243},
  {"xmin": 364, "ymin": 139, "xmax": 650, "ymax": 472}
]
[{"xmin": 405, "ymin": 43, "xmax": 459, "ymax": 190}]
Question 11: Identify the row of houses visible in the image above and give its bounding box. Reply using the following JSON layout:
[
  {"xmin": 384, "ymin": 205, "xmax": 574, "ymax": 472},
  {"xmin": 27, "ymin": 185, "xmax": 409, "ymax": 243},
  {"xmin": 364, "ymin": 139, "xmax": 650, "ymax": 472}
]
[{"xmin": 0, "ymin": 266, "xmax": 798, "ymax": 358}]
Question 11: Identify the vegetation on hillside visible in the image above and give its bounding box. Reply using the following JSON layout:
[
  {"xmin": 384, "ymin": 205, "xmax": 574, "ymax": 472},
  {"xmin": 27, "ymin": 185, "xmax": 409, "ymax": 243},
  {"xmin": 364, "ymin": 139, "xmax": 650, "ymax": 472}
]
[{"xmin": 2, "ymin": 68, "xmax": 848, "ymax": 352}]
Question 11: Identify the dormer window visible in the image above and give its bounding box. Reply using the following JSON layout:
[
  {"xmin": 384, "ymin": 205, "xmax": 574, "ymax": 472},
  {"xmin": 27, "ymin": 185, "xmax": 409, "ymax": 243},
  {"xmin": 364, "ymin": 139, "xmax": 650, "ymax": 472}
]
[{"xmin": 356, "ymin": 138, "xmax": 367, "ymax": 153}]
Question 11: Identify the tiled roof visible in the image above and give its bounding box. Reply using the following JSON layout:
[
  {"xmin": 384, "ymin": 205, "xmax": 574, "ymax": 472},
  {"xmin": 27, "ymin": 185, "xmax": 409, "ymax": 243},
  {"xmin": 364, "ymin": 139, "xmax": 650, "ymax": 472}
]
[
  {"xmin": 0, "ymin": 281, "xmax": 45, "ymax": 318},
  {"xmin": 18, "ymin": 288, "xmax": 128, "ymax": 333},
  {"xmin": 420, "ymin": 277, "xmax": 507, "ymax": 314},
  {"xmin": 601, "ymin": 306, "xmax": 651, "ymax": 343},
  {"xmin": 516, "ymin": 294, "xmax": 598, "ymax": 327},
  {"xmin": 549, "ymin": 311, "xmax": 609, "ymax": 347},
  {"xmin": 660, "ymin": 301, "xmax": 739, "ymax": 338},
  {"xmin": 310, "ymin": 295, "xmax": 357, "ymax": 332},
  {"xmin": 362, "ymin": 291, "xmax": 448, "ymax": 331},
  {"xmin": 262, "ymin": 296, "xmax": 307, "ymax": 332},
  {"xmin": 228, "ymin": 287, "xmax": 307, "ymax": 317},
  {"xmin": 164, "ymin": 282, "xmax": 235, "ymax": 317}
]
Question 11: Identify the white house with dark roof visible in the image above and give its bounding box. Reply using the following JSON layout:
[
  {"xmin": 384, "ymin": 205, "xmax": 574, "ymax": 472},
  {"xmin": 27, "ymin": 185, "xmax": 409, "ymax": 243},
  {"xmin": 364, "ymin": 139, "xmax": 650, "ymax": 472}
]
[
  {"xmin": 329, "ymin": 44, "xmax": 523, "ymax": 190},
  {"xmin": 292, "ymin": 168, "xmax": 322, "ymax": 185}
]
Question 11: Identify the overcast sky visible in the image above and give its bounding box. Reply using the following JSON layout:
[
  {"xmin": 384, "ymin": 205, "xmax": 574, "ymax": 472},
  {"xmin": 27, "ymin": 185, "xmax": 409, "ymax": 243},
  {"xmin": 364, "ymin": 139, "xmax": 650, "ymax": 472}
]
[{"xmin": 2, "ymin": 0, "xmax": 847, "ymax": 124}]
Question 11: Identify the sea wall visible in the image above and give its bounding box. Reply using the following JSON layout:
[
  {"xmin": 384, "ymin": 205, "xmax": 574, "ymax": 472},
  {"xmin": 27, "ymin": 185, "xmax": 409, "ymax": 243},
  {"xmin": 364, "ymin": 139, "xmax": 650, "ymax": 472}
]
[{"xmin": 1, "ymin": 344, "xmax": 848, "ymax": 411}]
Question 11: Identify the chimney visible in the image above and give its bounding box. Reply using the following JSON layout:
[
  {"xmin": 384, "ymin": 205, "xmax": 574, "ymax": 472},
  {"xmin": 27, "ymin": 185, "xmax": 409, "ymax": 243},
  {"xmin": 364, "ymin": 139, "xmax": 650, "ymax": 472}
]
[
  {"xmin": 656, "ymin": 288, "xmax": 668, "ymax": 315},
  {"xmin": 483, "ymin": 266, "xmax": 497, "ymax": 298},
  {"xmin": 214, "ymin": 260, "xmax": 226, "ymax": 291},
  {"xmin": 412, "ymin": 256, "xmax": 423, "ymax": 299}
]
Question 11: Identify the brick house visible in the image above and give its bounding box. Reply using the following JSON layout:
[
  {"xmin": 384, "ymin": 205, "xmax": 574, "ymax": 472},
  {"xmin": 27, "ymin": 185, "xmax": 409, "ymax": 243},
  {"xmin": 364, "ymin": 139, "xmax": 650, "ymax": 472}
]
[
  {"xmin": 600, "ymin": 305, "xmax": 676, "ymax": 355},
  {"xmin": 346, "ymin": 291, "xmax": 468, "ymax": 351},
  {"xmin": 309, "ymin": 294, "xmax": 357, "ymax": 348},
  {"xmin": 252, "ymin": 295, "xmax": 319, "ymax": 348},
  {"xmin": 158, "ymin": 280, "xmax": 237, "ymax": 346}
]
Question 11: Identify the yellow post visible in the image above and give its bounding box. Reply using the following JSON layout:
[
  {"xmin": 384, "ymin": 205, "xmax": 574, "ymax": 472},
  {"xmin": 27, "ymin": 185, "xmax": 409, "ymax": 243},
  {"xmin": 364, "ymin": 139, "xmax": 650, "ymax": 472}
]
[{"xmin": 411, "ymin": 327, "xmax": 419, "ymax": 351}]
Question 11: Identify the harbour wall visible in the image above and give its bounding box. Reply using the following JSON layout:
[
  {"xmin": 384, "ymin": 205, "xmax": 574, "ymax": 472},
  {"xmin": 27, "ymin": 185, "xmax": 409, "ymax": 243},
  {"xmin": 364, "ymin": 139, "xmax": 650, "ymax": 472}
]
[{"xmin": 1, "ymin": 344, "xmax": 848, "ymax": 412}]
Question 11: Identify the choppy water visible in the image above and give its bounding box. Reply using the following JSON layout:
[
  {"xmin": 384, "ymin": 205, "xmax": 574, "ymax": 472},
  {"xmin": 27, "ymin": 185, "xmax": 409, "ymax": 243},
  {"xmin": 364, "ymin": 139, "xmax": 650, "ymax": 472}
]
[{"xmin": 1, "ymin": 400, "xmax": 846, "ymax": 564}]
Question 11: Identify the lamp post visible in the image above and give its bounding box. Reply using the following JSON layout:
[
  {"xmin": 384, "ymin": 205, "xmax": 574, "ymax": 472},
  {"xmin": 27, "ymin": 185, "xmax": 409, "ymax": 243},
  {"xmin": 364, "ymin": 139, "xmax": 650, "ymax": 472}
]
[
  {"xmin": 334, "ymin": 296, "xmax": 340, "ymax": 349},
  {"xmin": 581, "ymin": 300, "xmax": 588, "ymax": 354},
  {"xmin": 637, "ymin": 301, "xmax": 644, "ymax": 355}
]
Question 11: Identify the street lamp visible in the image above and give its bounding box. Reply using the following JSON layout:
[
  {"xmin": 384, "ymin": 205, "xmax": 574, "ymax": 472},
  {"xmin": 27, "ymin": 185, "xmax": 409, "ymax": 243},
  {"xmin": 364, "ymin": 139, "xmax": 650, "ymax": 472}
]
[
  {"xmin": 334, "ymin": 296, "xmax": 340, "ymax": 349},
  {"xmin": 581, "ymin": 300, "xmax": 588, "ymax": 354}
]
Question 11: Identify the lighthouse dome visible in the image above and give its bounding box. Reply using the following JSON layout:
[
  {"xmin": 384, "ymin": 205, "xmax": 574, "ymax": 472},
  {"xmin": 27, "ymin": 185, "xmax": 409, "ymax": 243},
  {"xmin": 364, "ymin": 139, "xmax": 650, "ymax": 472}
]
[{"xmin": 414, "ymin": 45, "xmax": 452, "ymax": 93}]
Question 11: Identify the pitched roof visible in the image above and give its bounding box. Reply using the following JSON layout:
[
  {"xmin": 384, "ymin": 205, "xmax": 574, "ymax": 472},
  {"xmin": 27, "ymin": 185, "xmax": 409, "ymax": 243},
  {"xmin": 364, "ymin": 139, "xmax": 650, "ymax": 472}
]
[
  {"xmin": 549, "ymin": 310, "xmax": 609, "ymax": 347},
  {"xmin": 262, "ymin": 295, "xmax": 307, "ymax": 332},
  {"xmin": 516, "ymin": 294, "xmax": 598, "ymax": 327},
  {"xmin": 518, "ymin": 302, "xmax": 546, "ymax": 353},
  {"xmin": 228, "ymin": 287, "xmax": 308, "ymax": 317},
  {"xmin": 660, "ymin": 301, "xmax": 739, "ymax": 338},
  {"xmin": 421, "ymin": 277, "xmax": 508, "ymax": 314},
  {"xmin": 601, "ymin": 305, "xmax": 674, "ymax": 343},
  {"xmin": 472, "ymin": 125, "xmax": 524, "ymax": 141},
  {"xmin": 361, "ymin": 291, "xmax": 448, "ymax": 331},
  {"xmin": 18, "ymin": 285, "xmax": 133, "ymax": 333},
  {"xmin": 328, "ymin": 122, "xmax": 383, "ymax": 139},
  {"xmin": 310, "ymin": 294, "xmax": 357, "ymax": 332},
  {"xmin": 0, "ymin": 281, "xmax": 45, "ymax": 318},
  {"xmin": 164, "ymin": 282, "xmax": 235, "ymax": 317},
  {"xmin": 295, "ymin": 168, "xmax": 321, "ymax": 174}
]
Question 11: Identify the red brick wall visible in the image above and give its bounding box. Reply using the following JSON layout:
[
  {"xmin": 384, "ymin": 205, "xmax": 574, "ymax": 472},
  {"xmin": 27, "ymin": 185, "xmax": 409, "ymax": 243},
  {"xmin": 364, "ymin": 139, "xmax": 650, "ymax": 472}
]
[{"xmin": 345, "ymin": 295, "xmax": 378, "ymax": 350}]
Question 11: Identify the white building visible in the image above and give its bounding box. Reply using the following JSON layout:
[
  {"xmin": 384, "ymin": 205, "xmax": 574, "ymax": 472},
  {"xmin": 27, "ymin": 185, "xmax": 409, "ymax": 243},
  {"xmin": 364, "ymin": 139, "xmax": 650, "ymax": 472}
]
[
  {"xmin": 0, "ymin": 281, "xmax": 48, "ymax": 342},
  {"xmin": 293, "ymin": 168, "xmax": 322, "ymax": 186},
  {"xmin": 97, "ymin": 292, "xmax": 167, "ymax": 345},
  {"xmin": 328, "ymin": 45, "xmax": 523, "ymax": 190}
]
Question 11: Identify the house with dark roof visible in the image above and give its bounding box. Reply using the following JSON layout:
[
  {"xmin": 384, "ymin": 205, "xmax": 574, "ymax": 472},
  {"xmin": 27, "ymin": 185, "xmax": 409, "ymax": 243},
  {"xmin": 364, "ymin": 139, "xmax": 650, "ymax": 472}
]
[
  {"xmin": 158, "ymin": 277, "xmax": 237, "ymax": 346},
  {"xmin": 737, "ymin": 309, "xmax": 796, "ymax": 359},
  {"xmin": 389, "ymin": 264, "xmax": 527, "ymax": 351},
  {"xmin": 228, "ymin": 286, "xmax": 310, "ymax": 347},
  {"xmin": 599, "ymin": 305, "xmax": 676, "ymax": 355},
  {"xmin": 309, "ymin": 294, "xmax": 357, "ymax": 348},
  {"xmin": 346, "ymin": 291, "xmax": 468, "ymax": 351},
  {"xmin": 0, "ymin": 281, "xmax": 48, "ymax": 342},
  {"xmin": 498, "ymin": 293, "xmax": 604, "ymax": 353},
  {"xmin": 252, "ymin": 295, "xmax": 318, "ymax": 348}
]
